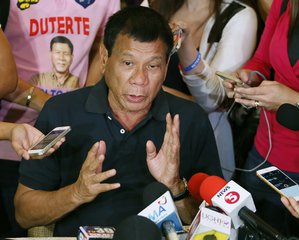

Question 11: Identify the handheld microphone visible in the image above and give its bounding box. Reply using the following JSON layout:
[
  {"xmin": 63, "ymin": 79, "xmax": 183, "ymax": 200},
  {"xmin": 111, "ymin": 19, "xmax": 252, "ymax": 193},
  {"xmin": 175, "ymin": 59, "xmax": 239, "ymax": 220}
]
[
  {"xmin": 187, "ymin": 173, "xmax": 209, "ymax": 202},
  {"xmin": 138, "ymin": 182, "xmax": 184, "ymax": 236},
  {"xmin": 199, "ymin": 176, "xmax": 288, "ymax": 240},
  {"xmin": 113, "ymin": 215, "xmax": 161, "ymax": 240},
  {"xmin": 276, "ymin": 103, "xmax": 299, "ymax": 131}
]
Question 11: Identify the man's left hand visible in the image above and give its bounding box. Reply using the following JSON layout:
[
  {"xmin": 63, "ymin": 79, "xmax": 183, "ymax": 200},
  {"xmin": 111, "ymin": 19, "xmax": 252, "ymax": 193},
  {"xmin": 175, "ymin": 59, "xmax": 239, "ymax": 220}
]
[{"xmin": 146, "ymin": 113, "xmax": 181, "ymax": 192}]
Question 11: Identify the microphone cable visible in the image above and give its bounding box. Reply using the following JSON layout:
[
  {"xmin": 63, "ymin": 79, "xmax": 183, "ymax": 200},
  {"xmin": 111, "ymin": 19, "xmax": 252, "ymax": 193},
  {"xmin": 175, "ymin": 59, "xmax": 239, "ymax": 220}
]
[{"xmin": 234, "ymin": 70, "xmax": 272, "ymax": 173}]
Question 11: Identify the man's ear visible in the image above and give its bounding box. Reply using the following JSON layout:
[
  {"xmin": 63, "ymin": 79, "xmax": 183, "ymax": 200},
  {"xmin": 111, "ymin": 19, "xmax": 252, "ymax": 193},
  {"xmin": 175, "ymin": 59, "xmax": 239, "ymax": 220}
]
[
  {"xmin": 99, "ymin": 42, "xmax": 108, "ymax": 69},
  {"xmin": 98, "ymin": 41, "xmax": 109, "ymax": 76},
  {"xmin": 101, "ymin": 42, "xmax": 108, "ymax": 66}
]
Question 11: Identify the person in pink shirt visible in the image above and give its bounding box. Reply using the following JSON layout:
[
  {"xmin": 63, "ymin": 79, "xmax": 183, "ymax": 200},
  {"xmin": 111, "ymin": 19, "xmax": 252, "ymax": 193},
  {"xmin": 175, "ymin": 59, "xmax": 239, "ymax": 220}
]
[
  {"xmin": 0, "ymin": 27, "xmax": 17, "ymax": 98},
  {"xmin": 0, "ymin": 0, "xmax": 120, "ymax": 237},
  {"xmin": 1, "ymin": 28, "xmax": 63, "ymax": 160},
  {"xmin": 224, "ymin": 0, "xmax": 299, "ymax": 237}
]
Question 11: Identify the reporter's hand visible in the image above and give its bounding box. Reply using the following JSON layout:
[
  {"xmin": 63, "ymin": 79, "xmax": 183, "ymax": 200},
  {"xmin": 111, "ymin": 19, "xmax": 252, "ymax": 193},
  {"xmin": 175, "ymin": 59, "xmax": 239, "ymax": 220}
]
[
  {"xmin": 73, "ymin": 141, "xmax": 120, "ymax": 204},
  {"xmin": 223, "ymin": 70, "xmax": 258, "ymax": 99},
  {"xmin": 281, "ymin": 196, "xmax": 299, "ymax": 219},
  {"xmin": 222, "ymin": 71, "xmax": 242, "ymax": 99},
  {"xmin": 11, "ymin": 124, "xmax": 65, "ymax": 160},
  {"xmin": 169, "ymin": 21, "xmax": 188, "ymax": 42},
  {"xmin": 234, "ymin": 80, "xmax": 299, "ymax": 111}
]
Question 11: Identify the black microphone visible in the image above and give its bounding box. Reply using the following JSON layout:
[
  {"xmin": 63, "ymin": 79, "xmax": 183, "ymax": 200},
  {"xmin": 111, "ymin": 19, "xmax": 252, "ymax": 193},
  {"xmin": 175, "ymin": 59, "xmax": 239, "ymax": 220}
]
[
  {"xmin": 238, "ymin": 206, "xmax": 288, "ymax": 240},
  {"xmin": 142, "ymin": 181, "xmax": 172, "ymax": 207},
  {"xmin": 276, "ymin": 103, "xmax": 299, "ymax": 131},
  {"xmin": 113, "ymin": 215, "xmax": 162, "ymax": 240}
]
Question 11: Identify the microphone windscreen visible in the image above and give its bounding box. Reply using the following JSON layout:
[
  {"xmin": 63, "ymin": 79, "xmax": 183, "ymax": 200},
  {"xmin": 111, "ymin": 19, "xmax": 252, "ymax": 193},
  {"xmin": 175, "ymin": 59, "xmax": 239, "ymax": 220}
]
[
  {"xmin": 276, "ymin": 103, "xmax": 299, "ymax": 131},
  {"xmin": 113, "ymin": 215, "xmax": 162, "ymax": 240},
  {"xmin": 199, "ymin": 176, "xmax": 227, "ymax": 205},
  {"xmin": 187, "ymin": 173, "xmax": 209, "ymax": 202},
  {"xmin": 142, "ymin": 181, "xmax": 171, "ymax": 207}
]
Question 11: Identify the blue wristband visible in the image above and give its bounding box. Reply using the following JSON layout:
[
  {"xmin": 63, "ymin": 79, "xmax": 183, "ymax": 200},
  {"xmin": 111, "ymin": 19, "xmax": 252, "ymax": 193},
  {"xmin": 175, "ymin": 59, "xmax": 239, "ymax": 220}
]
[{"xmin": 184, "ymin": 52, "xmax": 201, "ymax": 72}]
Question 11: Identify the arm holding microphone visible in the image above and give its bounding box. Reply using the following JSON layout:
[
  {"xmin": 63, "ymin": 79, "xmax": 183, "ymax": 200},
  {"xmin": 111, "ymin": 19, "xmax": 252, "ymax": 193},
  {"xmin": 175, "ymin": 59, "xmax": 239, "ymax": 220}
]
[{"xmin": 146, "ymin": 113, "xmax": 199, "ymax": 224}]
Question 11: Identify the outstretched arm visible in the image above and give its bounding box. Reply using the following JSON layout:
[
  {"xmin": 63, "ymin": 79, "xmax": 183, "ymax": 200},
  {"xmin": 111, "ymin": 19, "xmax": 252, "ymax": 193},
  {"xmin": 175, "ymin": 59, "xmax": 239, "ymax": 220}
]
[
  {"xmin": 14, "ymin": 141, "xmax": 120, "ymax": 228},
  {"xmin": 0, "ymin": 122, "xmax": 64, "ymax": 160},
  {"xmin": 3, "ymin": 78, "xmax": 51, "ymax": 112}
]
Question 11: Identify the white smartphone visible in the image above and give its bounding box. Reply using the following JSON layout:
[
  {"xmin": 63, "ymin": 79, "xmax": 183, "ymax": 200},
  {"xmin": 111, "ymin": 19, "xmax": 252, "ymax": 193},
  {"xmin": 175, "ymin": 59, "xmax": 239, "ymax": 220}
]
[
  {"xmin": 256, "ymin": 166, "xmax": 299, "ymax": 201},
  {"xmin": 215, "ymin": 71, "xmax": 249, "ymax": 88},
  {"xmin": 28, "ymin": 126, "xmax": 71, "ymax": 156}
]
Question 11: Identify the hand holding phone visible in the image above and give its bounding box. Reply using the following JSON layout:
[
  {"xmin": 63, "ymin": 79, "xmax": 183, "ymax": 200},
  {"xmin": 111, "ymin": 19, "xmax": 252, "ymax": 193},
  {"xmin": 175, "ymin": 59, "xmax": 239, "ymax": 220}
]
[
  {"xmin": 256, "ymin": 166, "xmax": 299, "ymax": 201},
  {"xmin": 216, "ymin": 71, "xmax": 249, "ymax": 88},
  {"xmin": 170, "ymin": 28, "xmax": 182, "ymax": 56},
  {"xmin": 28, "ymin": 126, "xmax": 71, "ymax": 157}
]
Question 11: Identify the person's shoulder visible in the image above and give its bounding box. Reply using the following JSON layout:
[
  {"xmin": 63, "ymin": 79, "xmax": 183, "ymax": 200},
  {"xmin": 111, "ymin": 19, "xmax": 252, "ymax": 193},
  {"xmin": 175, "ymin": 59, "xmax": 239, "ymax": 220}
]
[
  {"xmin": 231, "ymin": 1, "xmax": 257, "ymax": 20},
  {"xmin": 223, "ymin": 1, "xmax": 258, "ymax": 29}
]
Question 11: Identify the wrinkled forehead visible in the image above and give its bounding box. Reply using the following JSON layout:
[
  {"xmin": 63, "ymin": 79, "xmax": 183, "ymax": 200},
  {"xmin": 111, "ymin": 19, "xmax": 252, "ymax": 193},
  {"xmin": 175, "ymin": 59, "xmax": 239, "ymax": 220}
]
[{"xmin": 111, "ymin": 34, "xmax": 168, "ymax": 60}]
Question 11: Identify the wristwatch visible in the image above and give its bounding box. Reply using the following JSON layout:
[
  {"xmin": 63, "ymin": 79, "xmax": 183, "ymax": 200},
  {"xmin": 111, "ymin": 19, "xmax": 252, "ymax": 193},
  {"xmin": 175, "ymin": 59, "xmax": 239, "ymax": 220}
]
[{"xmin": 173, "ymin": 178, "xmax": 189, "ymax": 201}]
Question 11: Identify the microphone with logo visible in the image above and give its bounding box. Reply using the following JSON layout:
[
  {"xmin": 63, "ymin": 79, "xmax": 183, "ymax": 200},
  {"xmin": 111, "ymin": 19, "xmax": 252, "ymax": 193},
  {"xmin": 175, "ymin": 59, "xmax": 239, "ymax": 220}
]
[
  {"xmin": 138, "ymin": 181, "xmax": 184, "ymax": 240},
  {"xmin": 186, "ymin": 173, "xmax": 231, "ymax": 240},
  {"xmin": 199, "ymin": 175, "xmax": 289, "ymax": 240},
  {"xmin": 276, "ymin": 103, "xmax": 299, "ymax": 131}
]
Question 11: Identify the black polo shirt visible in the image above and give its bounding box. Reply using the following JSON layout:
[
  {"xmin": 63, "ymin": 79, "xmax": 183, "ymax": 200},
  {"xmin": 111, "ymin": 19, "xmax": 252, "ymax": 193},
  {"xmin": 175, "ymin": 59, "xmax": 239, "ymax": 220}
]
[{"xmin": 19, "ymin": 80, "xmax": 222, "ymax": 236}]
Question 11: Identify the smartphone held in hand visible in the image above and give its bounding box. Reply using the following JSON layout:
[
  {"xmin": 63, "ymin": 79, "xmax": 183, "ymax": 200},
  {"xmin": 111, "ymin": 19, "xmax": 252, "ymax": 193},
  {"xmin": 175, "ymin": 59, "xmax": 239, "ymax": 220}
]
[
  {"xmin": 28, "ymin": 126, "xmax": 71, "ymax": 156},
  {"xmin": 216, "ymin": 71, "xmax": 249, "ymax": 88},
  {"xmin": 256, "ymin": 166, "xmax": 299, "ymax": 201}
]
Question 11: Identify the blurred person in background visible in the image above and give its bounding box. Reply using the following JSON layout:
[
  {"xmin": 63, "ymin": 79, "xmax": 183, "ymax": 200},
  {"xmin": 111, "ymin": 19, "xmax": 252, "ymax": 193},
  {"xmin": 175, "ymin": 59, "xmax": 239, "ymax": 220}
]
[
  {"xmin": 224, "ymin": 0, "xmax": 299, "ymax": 237},
  {"xmin": 0, "ymin": 0, "xmax": 120, "ymax": 236},
  {"xmin": 0, "ymin": 26, "xmax": 64, "ymax": 236},
  {"xmin": 141, "ymin": 0, "xmax": 258, "ymax": 181}
]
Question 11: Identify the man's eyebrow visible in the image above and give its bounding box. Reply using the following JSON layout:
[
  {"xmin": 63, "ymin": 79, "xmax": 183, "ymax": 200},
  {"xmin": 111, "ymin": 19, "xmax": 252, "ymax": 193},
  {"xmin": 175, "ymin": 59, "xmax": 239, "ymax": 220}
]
[
  {"xmin": 119, "ymin": 52, "xmax": 133, "ymax": 57},
  {"xmin": 121, "ymin": 53, "xmax": 164, "ymax": 62},
  {"xmin": 150, "ymin": 56, "xmax": 163, "ymax": 61}
]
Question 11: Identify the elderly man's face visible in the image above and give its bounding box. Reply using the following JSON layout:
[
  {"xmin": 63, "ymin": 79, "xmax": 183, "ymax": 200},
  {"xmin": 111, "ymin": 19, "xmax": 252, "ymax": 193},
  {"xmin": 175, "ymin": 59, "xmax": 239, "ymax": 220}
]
[
  {"xmin": 105, "ymin": 34, "xmax": 168, "ymax": 115},
  {"xmin": 51, "ymin": 43, "xmax": 73, "ymax": 74}
]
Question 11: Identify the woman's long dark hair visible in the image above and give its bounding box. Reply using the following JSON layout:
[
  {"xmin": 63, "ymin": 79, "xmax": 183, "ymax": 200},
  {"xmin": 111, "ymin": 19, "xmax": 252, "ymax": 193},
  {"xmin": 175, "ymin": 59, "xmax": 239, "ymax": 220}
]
[
  {"xmin": 289, "ymin": 0, "xmax": 299, "ymax": 38},
  {"xmin": 148, "ymin": 0, "xmax": 183, "ymax": 22},
  {"xmin": 148, "ymin": 0, "xmax": 222, "ymax": 22}
]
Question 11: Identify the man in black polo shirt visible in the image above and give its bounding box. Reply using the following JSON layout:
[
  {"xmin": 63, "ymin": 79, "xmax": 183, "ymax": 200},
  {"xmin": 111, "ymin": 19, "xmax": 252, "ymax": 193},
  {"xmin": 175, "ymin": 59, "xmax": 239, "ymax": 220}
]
[{"xmin": 14, "ymin": 7, "xmax": 222, "ymax": 236}]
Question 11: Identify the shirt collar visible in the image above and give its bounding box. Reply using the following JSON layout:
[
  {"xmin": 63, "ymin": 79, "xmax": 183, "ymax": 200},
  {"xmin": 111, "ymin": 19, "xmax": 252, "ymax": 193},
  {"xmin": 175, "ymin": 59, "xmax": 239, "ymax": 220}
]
[{"xmin": 85, "ymin": 79, "xmax": 169, "ymax": 121}]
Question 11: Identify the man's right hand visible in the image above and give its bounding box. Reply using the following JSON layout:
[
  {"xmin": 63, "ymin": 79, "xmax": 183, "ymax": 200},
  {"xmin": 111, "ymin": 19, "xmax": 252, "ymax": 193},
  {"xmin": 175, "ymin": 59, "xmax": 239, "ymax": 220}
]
[{"xmin": 72, "ymin": 141, "xmax": 120, "ymax": 203}]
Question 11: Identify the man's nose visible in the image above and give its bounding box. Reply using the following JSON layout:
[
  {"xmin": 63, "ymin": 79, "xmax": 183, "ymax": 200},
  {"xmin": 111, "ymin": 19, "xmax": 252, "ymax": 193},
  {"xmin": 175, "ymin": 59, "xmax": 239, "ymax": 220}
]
[
  {"xmin": 58, "ymin": 53, "xmax": 66, "ymax": 59},
  {"xmin": 130, "ymin": 67, "xmax": 148, "ymax": 85}
]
